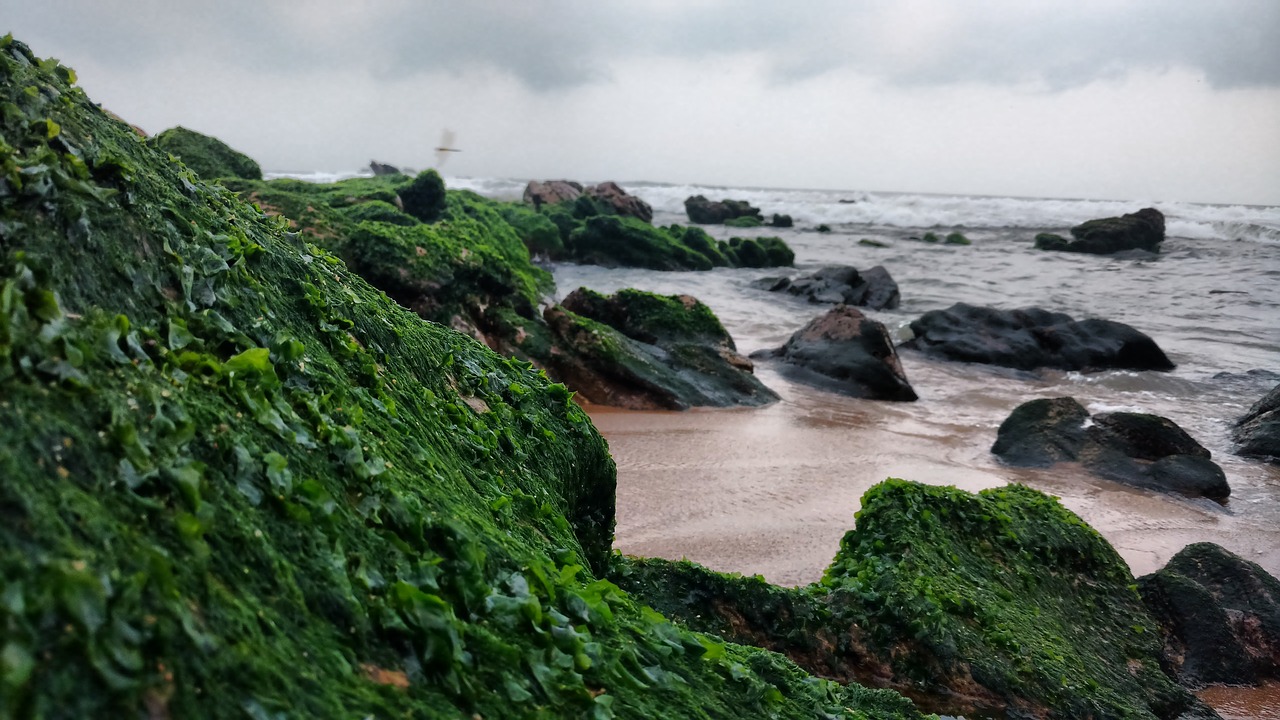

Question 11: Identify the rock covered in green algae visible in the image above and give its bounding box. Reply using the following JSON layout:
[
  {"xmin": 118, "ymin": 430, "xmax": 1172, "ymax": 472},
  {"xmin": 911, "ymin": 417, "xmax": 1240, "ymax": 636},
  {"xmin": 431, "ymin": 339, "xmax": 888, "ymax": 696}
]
[
  {"xmin": 149, "ymin": 125, "xmax": 263, "ymax": 181},
  {"xmin": 0, "ymin": 35, "xmax": 927, "ymax": 719},
  {"xmin": 1139, "ymin": 542, "xmax": 1280, "ymax": 687},
  {"xmin": 612, "ymin": 479, "xmax": 1217, "ymax": 719},
  {"xmin": 536, "ymin": 288, "xmax": 779, "ymax": 410}
]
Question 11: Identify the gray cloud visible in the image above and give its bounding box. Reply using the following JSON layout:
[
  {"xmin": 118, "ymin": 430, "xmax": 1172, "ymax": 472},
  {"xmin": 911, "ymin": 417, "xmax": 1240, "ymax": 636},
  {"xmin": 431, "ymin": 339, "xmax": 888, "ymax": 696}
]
[{"xmin": 7, "ymin": 1, "xmax": 1277, "ymax": 92}]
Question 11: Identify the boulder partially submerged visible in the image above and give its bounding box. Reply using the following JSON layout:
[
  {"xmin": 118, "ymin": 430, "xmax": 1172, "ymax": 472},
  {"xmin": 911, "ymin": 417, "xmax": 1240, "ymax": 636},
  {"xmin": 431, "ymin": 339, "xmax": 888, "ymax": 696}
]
[
  {"xmin": 752, "ymin": 306, "xmax": 917, "ymax": 401},
  {"xmin": 523, "ymin": 179, "xmax": 653, "ymax": 222},
  {"xmin": 1233, "ymin": 382, "xmax": 1280, "ymax": 463},
  {"xmin": 1035, "ymin": 207, "xmax": 1166, "ymax": 254},
  {"xmin": 539, "ymin": 289, "xmax": 779, "ymax": 410},
  {"xmin": 992, "ymin": 398, "xmax": 1230, "ymax": 500},
  {"xmin": 684, "ymin": 195, "xmax": 762, "ymax": 224},
  {"xmin": 611, "ymin": 479, "xmax": 1217, "ymax": 719},
  {"xmin": 758, "ymin": 265, "xmax": 900, "ymax": 310},
  {"xmin": 1139, "ymin": 542, "xmax": 1280, "ymax": 686},
  {"xmin": 903, "ymin": 303, "xmax": 1175, "ymax": 372}
]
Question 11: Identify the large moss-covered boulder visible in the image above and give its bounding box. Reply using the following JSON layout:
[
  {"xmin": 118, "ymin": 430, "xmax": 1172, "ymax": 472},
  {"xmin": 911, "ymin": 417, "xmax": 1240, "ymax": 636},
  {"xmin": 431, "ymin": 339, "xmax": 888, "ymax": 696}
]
[
  {"xmin": 0, "ymin": 36, "xmax": 925, "ymax": 719},
  {"xmin": 1233, "ymin": 382, "xmax": 1280, "ymax": 463},
  {"xmin": 993, "ymin": 398, "xmax": 1229, "ymax": 500},
  {"xmin": 1035, "ymin": 208, "xmax": 1166, "ymax": 254},
  {"xmin": 537, "ymin": 289, "xmax": 779, "ymax": 410},
  {"xmin": 1139, "ymin": 543, "xmax": 1280, "ymax": 686},
  {"xmin": 903, "ymin": 303, "xmax": 1175, "ymax": 372},
  {"xmin": 612, "ymin": 480, "xmax": 1216, "ymax": 719},
  {"xmin": 149, "ymin": 125, "xmax": 262, "ymax": 181}
]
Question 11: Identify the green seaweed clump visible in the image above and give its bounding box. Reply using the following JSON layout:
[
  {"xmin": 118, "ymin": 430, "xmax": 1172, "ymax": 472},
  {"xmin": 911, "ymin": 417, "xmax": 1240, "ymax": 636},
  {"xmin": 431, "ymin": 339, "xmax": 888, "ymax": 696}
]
[
  {"xmin": 612, "ymin": 479, "xmax": 1214, "ymax": 719},
  {"xmin": 724, "ymin": 215, "xmax": 763, "ymax": 228},
  {"xmin": 149, "ymin": 126, "xmax": 262, "ymax": 181},
  {"xmin": 399, "ymin": 169, "xmax": 447, "ymax": 223},
  {"xmin": 0, "ymin": 35, "xmax": 926, "ymax": 719}
]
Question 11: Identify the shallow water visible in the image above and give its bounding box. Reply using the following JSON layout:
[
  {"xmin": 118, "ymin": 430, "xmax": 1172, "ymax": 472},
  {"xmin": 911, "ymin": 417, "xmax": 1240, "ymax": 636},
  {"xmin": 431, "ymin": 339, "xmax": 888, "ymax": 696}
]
[{"xmin": 551, "ymin": 197, "xmax": 1280, "ymax": 584}]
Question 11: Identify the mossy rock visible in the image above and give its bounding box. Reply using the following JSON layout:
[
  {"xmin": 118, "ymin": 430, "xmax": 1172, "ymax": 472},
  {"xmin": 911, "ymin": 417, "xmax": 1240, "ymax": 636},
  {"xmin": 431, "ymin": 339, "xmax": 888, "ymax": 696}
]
[
  {"xmin": 398, "ymin": 169, "xmax": 447, "ymax": 223},
  {"xmin": 0, "ymin": 36, "xmax": 912, "ymax": 718},
  {"xmin": 943, "ymin": 232, "xmax": 970, "ymax": 246},
  {"xmin": 724, "ymin": 215, "xmax": 763, "ymax": 228},
  {"xmin": 500, "ymin": 203, "xmax": 565, "ymax": 258},
  {"xmin": 340, "ymin": 200, "xmax": 418, "ymax": 227},
  {"xmin": 149, "ymin": 126, "xmax": 262, "ymax": 181},
  {"xmin": 728, "ymin": 236, "xmax": 794, "ymax": 268},
  {"xmin": 570, "ymin": 215, "xmax": 713, "ymax": 271},
  {"xmin": 614, "ymin": 479, "xmax": 1214, "ymax": 720}
]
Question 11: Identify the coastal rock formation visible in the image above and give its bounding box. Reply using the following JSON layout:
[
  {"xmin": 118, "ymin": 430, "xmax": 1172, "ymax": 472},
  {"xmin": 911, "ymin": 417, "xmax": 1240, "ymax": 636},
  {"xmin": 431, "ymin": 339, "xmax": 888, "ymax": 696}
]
[
  {"xmin": 1233, "ymin": 382, "xmax": 1280, "ymax": 463},
  {"xmin": 1034, "ymin": 207, "xmax": 1166, "ymax": 254},
  {"xmin": 522, "ymin": 179, "xmax": 653, "ymax": 222},
  {"xmin": 1, "ymin": 36, "xmax": 926, "ymax": 719},
  {"xmin": 567, "ymin": 217, "xmax": 794, "ymax": 271},
  {"xmin": 992, "ymin": 398, "xmax": 1230, "ymax": 500},
  {"xmin": 752, "ymin": 306, "xmax": 917, "ymax": 401},
  {"xmin": 903, "ymin": 303, "xmax": 1175, "ymax": 372},
  {"xmin": 684, "ymin": 194, "xmax": 763, "ymax": 224},
  {"xmin": 368, "ymin": 160, "xmax": 401, "ymax": 176},
  {"xmin": 1139, "ymin": 542, "xmax": 1280, "ymax": 686},
  {"xmin": 540, "ymin": 288, "xmax": 779, "ymax": 410},
  {"xmin": 758, "ymin": 265, "xmax": 901, "ymax": 310},
  {"xmin": 148, "ymin": 125, "xmax": 262, "ymax": 180},
  {"xmin": 611, "ymin": 480, "xmax": 1217, "ymax": 719}
]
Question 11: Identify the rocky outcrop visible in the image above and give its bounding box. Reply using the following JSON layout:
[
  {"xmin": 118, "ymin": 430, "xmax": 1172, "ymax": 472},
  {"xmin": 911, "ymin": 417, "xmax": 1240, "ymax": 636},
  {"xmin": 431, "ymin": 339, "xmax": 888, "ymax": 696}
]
[
  {"xmin": 684, "ymin": 195, "xmax": 763, "ymax": 224},
  {"xmin": 758, "ymin": 265, "xmax": 900, "ymax": 310},
  {"xmin": 1234, "ymin": 383, "xmax": 1280, "ymax": 463},
  {"xmin": 1139, "ymin": 542, "xmax": 1280, "ymax": 686},
  {"xmin": 148, "ymin": 125, "xmax": 262, "ymax": 180},
  {"xmin": 751, "ymin": 306, "xmax": 917, "ymax": 401},
  {"xmin": 992, "ymin": 398, "xmax": 1230, "ymax": 499},
  {"xmin": 368, "ymin": 160, "xmax": 402, "ymax": 176},
  {"xmin": 903, "ymin": 303, "xmax": 1175, "ymax": 372},
  {"xmin": 523, "ymin": 180, "xmax": 653, "ymax": 222},
  {"xmin": 1035, "ymin": 207, "xmax": 1166, "ymax": 254},
  {"xmin": 541, "ymin": 289, "xmax": 778, "ymax": 410},
  {"xmin": 611, "ymin": 480, "xmax": 1217, "ymax": 720}
]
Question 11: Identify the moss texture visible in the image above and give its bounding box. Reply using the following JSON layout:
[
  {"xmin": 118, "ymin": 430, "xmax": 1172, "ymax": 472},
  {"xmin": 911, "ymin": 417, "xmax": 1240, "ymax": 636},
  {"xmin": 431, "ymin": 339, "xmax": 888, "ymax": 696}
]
[
  {"xmin": 0, "ymin": 36, "xmax": 925, "ymax": 719},
  {"xmin": 148, "ymin": 126, "xmax": 262, "ymax": 181},
  {"xmin": 613, "ymin": 480, "xmax": 1212, "ymax": 719}
]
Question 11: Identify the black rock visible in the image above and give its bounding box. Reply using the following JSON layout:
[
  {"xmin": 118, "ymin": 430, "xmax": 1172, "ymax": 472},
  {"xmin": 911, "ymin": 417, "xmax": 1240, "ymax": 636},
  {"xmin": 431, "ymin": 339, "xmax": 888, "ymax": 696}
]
[
  {"xmin": 684, "ymin": 195, "xmax": 763, "ymax": 224},
  {"xmin": 752, "ymin": 305, "xmax": 917, "ymax": 401},
  {"xmin": 993, "ymin": 398, "xmax": 1230, "ymax": 500},
  {"xmin": 759, "ymin": 265, "xmax": 900, "ymax": 310},
  {"xmin": 1234, "ymin": 383, "xmax": 1280, "ymax": 463},
  {"xmin": 1139, "ymin": 542, "xmax": 1280, "ymax": 686},
  {"xmin": 1035, "ymin": 208, "xmax": 1166, "ymax": 254},
  {"xmin": 904, "ymin": 303, "xmax": 1175, "ymax": 372}
]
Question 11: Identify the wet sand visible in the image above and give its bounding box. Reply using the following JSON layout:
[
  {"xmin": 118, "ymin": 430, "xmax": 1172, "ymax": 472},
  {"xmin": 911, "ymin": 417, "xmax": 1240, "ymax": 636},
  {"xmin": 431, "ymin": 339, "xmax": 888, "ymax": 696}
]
[{"xmin": 593, "ymin": 366, "xmax": 1280, "ymax": 587}]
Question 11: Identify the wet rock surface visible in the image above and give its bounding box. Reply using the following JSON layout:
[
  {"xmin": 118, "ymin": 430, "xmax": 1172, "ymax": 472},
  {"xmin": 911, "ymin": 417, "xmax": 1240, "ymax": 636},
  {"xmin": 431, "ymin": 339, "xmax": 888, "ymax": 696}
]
[
  {"xmin": 752, "ymin": 305, "xmax": 917, "ymax": 401},
  {"xmin": 757, "ymin": 265, "xmax": 900, "ymax": 310},
  {"xmin": 903, "ymin": 302, "xmax": 1175, "ymax": 372},
  {"xmin": 992, "ymin": 398, "xmax": 1230, "ymax": 500},
  {"xmin": 1233, "ymin": 383, "xmax": 1280, "ymax": 463},
  {"xmin": 1035, "ymin": 207, "xmax": 1166, "ymax": 254}
]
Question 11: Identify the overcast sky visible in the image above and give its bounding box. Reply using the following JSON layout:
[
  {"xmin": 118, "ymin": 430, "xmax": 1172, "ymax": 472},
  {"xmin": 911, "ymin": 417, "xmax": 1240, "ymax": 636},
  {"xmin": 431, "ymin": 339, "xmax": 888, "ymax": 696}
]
[{"xmin": 6, "ymin": 1, "xmax": 1279, "ymax": 205}]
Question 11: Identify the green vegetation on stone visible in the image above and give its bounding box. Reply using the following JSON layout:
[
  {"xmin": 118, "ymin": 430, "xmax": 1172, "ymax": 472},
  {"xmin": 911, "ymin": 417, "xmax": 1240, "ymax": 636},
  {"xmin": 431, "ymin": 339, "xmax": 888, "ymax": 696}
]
[
  {"xmin": 149, "ymin": 126, "xmax": 262, "ymax": 181},
  {"xmin": 0, "ymin": 35, "xmax": 910, "ymax": 719},
  {"xmin": 724, "ymin": 215, "xmax": 763, "ymax": 228}
]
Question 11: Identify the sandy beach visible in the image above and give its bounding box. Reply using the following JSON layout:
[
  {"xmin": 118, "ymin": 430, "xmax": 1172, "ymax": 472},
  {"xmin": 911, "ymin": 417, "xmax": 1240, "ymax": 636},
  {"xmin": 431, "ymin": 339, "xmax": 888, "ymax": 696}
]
[{"xmin": 592, "ymin": 365, "xmax": 1280, "ymax": 588}]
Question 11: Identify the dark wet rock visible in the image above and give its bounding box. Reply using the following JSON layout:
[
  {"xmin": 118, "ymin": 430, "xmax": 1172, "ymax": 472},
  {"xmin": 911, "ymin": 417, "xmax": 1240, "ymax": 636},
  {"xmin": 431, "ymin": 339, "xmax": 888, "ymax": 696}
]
[
  {"xmin": 368, "ymin": 160, "xmax": 401, "ymax": 176},
  {"xmin": 752, "ymin": 305, "xmax": 916, "ymax": 401},
  {"xmin": 990, "ymin": 397, "xmax": 1091, "ymax": 467},
  {"xmin": 542, "ymin": 288, "xmax": 778, "ymax": 410},
  {"xmin": 903, "ymin": 302, "xmax": 1175, "ymax": 372},
  {"xmin": 993, "ymin": 399, "xmax": 1230, "ymax": 500},
  {"xmin": 684, "ymin": 195, "xmax": 763, "ymax": 224},
  {"xmin": 1035, "ymin": 207, "xmax": 1166, "ymax": 254},
  {"xmin": 612, "ymin": 480, "xmax": 1217, "ymax": 720},
  {"xmin": 770, "ymin": 213, "xmax": 793, "ymax": 228},
  {"xmin": 148, "ymin": 125, "xmax": 262, "ymax": 180},
  {"xmin": 1139, "ymin": 542, "xmax": 1280, "ymax": 686},
  {"xmin": 759, "ymin": 265, "xmax": 900, "ymax": 310},
  {"xmin": 1233, "ymin": 383, "xmax": 1280, "ymax": 463}
]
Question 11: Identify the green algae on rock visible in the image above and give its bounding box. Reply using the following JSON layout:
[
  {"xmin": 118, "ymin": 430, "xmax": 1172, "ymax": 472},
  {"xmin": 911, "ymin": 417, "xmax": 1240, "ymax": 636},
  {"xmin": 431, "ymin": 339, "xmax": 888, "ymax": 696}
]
[
  {"xmin": 0, "ymin": 35, "xmax": 927, "ymax": 719},
  {"xmin": 612, "ymin": 479, "xmax": 1216, "ymax": 720},
  {"xmin": 149, "ymin": 126, "xmax": 263, "ymax": 181}
]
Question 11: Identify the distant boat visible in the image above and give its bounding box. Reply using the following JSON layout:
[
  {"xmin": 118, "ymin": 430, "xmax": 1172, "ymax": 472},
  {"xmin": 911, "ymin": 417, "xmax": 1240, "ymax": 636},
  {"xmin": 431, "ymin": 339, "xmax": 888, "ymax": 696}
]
[{"xmin": 435, "ymin": 129, "xmax": 461, "ymax": 167}]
